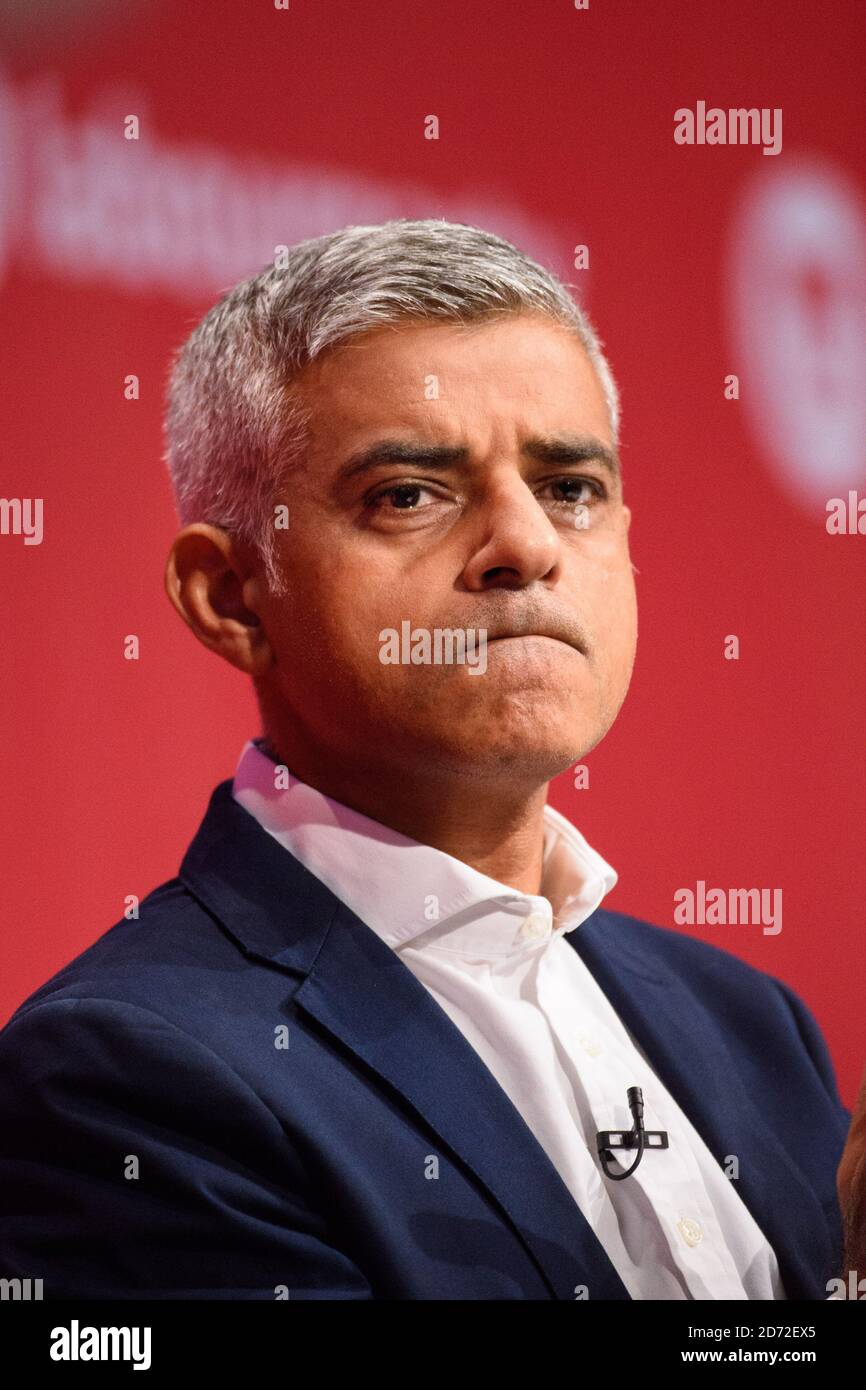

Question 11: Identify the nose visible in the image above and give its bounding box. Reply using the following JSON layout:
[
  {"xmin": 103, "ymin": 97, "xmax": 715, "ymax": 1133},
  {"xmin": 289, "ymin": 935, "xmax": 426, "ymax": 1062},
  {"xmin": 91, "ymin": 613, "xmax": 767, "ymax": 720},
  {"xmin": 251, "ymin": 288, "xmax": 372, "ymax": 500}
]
[{"xmin": 460, "ymin": 475, "xmax": 562, "ymax": 591}]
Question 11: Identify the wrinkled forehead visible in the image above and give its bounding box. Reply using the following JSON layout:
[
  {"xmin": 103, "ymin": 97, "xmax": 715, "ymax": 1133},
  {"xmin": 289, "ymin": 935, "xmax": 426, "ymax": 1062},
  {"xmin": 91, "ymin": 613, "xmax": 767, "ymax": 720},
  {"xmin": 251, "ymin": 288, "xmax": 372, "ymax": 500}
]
[{"xmin": 289, "ymin": 313, "xmax": 614, "ymax": 461}]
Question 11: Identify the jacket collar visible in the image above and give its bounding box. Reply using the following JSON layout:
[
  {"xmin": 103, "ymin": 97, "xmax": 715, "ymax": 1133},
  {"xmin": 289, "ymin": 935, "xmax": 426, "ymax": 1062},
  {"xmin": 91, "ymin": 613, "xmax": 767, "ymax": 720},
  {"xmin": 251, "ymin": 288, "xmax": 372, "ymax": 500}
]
[{"xmin": 179, "ymin": 778, "xmax": 832, "ymax": 1300}]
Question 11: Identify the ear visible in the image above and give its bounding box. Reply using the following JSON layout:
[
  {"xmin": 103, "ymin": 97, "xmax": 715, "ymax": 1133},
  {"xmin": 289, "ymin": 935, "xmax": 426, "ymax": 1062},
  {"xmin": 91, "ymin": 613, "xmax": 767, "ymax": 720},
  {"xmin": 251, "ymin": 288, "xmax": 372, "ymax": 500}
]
[{"xmin": 164, "ymin": 524, "xmax": 274, "ymax": 676}]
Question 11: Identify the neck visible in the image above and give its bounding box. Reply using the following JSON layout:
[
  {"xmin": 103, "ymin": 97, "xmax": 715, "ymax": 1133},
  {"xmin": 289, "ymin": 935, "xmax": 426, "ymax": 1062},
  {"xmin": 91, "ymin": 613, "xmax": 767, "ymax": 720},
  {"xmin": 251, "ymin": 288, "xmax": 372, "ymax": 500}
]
[{"xmin": 257, "ymin": 734, "xmax": 549, "ymax": 895}]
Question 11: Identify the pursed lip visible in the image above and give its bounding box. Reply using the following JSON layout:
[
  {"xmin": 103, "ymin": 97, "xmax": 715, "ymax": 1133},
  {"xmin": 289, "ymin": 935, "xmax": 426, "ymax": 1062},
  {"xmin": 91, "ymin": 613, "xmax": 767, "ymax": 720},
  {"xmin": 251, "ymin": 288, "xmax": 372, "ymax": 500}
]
[{"xmin": 484, "ymin": 628, "xmax": 586, "ymax": 656}]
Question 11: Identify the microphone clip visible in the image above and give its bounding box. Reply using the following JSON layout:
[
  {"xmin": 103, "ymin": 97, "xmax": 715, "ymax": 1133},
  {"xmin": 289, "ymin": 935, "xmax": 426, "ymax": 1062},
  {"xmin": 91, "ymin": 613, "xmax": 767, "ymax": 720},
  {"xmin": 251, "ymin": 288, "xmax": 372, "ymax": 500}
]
[{"xmin": 596, "ymin": 1086, "xmax": 669, "ymax": 1180}]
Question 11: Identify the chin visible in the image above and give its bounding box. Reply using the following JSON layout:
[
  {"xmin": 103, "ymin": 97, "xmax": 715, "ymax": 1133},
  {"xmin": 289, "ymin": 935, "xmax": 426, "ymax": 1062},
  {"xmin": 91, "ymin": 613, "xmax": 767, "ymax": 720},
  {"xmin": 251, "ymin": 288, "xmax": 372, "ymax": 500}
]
[
  {"xmin": 430, "ymin": 716, "xmax": 598, "ymax": 784},
  {"xmin": 474, "ymin": 690, "xmax": 598, "ymax": 741}
]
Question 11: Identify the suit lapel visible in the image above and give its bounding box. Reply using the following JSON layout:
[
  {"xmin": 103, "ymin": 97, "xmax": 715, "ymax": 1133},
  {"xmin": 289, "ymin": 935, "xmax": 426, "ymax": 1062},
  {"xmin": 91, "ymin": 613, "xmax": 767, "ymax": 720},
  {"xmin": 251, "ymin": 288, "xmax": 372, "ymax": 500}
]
[
  {"xmin": 567, "ymin": 913, "xmax": 834, "ymax": 1300},
  {"xmin": 179, "ymin": 780, "xmax": 631, "ymax": 1300}
]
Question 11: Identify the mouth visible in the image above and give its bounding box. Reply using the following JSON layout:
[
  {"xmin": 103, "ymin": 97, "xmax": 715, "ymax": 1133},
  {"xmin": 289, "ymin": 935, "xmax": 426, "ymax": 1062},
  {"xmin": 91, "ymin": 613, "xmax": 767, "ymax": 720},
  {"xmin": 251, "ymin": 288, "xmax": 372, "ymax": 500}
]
[{"xmin": 485, "ymin": 632, "xmax": 585, "ymax": 656}]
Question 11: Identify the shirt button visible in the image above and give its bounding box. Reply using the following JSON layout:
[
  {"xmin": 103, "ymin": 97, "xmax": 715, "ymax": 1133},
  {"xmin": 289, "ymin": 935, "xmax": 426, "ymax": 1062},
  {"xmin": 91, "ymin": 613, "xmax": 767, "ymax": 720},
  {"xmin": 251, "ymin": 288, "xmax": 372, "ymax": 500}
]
[
  {"xmin": 579, "ymin": 1036, "xmax": 602, "ymax": 1056},
  {"xmin": 520, "ymin": 912, "xmax": 550, "ymax": 941},
  {"xmin": 676, "ymin": 1217, "xmax": 704, "ymax": 1248}
]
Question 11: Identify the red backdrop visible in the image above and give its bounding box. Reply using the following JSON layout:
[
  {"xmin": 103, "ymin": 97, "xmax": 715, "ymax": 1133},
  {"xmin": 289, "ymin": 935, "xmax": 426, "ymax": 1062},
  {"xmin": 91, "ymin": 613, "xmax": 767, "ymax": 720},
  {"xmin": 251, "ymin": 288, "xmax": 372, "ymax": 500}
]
[{"xmin": 2, "ymin": 0, "xmax": 864, "ymax": 1106}]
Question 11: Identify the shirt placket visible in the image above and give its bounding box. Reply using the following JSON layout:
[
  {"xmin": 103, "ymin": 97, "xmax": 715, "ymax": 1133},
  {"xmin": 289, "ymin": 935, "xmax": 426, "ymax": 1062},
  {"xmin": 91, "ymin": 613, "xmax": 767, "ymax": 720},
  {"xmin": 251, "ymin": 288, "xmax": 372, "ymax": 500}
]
[{"xmin": 536, "ymin": 945, "xmax": 750, "ymax": 1298}]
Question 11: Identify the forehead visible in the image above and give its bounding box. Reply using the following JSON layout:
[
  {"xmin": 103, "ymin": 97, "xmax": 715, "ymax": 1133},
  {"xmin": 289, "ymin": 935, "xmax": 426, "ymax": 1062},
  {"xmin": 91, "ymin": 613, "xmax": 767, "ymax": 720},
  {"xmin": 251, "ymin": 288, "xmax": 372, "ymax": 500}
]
[{"xmin": 290, "ymin": 312, "xmax": 612, "ymax": 444}]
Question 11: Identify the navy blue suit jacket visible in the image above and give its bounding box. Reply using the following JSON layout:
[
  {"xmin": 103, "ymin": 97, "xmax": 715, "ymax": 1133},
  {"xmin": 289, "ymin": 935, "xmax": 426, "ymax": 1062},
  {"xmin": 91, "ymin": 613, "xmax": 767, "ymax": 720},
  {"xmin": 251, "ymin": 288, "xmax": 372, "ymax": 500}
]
[{"xmin": 0, "ymin": 779, "xmax": 851, "ymax": 1299}]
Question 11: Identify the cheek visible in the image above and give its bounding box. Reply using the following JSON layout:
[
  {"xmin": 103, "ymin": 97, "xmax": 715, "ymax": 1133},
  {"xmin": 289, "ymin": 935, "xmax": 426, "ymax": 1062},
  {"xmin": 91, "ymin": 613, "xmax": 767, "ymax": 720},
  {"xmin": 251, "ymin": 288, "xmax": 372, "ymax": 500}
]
[
  {"xmin": 587, "ymin": 564, "xmax": 638, "ymax": 671},
  {"xmin": 278, "ymin": 557, "xmax": 412, "ymax": 688}
]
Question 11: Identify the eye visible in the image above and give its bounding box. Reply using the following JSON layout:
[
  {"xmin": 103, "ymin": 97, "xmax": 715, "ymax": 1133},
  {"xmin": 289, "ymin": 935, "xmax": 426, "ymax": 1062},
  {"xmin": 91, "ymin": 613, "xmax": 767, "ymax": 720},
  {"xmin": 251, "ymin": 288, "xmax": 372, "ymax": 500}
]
[
  {"xmin": 539, "ymin": 476, "xmax": 606, "ymax": 507},
  {"xmin": 366, "ymin": 482, "xmax": 440, "ymax": 511}
]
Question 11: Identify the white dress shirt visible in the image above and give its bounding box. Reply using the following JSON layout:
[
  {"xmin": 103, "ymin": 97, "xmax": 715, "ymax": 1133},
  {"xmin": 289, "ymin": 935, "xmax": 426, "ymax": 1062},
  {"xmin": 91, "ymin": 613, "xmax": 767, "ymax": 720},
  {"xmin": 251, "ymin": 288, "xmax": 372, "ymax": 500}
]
[{"xmin": 232, "ymin": 737, "xmax": 792, "ymax": 1300}]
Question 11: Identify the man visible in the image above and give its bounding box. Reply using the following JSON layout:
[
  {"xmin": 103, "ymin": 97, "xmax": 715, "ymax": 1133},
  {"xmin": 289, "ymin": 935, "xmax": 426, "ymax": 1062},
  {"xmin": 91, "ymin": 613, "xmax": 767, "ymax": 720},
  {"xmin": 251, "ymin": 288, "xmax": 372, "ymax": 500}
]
[{"xmin": 0, "ymin": 219, "xmax": 863, "ymax": 1300}]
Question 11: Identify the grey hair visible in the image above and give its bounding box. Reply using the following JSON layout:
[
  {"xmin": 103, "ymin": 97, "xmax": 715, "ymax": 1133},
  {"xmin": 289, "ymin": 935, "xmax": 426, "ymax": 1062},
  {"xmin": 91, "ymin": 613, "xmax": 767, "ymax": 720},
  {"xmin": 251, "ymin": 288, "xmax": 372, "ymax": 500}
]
[{"xmin": 162, "ymin": 218, "xmax": 620, "ymax": 594}]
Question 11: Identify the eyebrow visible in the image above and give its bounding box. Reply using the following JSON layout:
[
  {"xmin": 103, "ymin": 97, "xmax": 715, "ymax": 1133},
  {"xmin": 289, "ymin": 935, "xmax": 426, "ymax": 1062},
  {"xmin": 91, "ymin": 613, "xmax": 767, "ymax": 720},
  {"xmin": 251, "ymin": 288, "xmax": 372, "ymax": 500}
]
[{"xmin": 337, "ymin": 434, "xmax": 622, "ymax": 484}]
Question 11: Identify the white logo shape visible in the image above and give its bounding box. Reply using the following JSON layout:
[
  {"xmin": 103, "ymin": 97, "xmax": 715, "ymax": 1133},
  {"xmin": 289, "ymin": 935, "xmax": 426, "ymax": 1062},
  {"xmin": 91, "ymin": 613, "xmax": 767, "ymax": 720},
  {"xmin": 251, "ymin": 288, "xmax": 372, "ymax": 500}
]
[{"xmin": 727, "ymin": 159, "xmax": 866, "ymax": 507}]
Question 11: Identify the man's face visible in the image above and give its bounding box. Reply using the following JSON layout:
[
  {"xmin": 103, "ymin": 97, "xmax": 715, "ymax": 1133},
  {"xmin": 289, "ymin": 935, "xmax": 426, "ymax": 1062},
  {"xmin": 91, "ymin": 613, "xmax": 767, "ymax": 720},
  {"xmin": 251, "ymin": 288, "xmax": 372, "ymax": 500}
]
[{"xmin": 256, "ymin": 311, "xmax": 638, "ymax": 788}]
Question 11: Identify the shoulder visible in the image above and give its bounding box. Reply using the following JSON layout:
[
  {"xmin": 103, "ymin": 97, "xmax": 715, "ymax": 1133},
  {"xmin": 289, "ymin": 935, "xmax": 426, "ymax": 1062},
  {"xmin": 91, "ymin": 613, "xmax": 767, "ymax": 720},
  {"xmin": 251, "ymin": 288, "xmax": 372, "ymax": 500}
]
[
  {"xmin": 0, "ymin": 866, "xmax": 319, "ymax": 1121},
  {"xmin": 0, "ymin": 874, "xmax": 248, "ymax": 1045},
  {"xmin": 587, "ymin": 907, "xmax": 847, "ymax": 1113},
  {"xmin": 589, "ymin": 905, "xmax": 786, "ymax": 990},
  {"xmin": 0, "ymin": 878, "xmax": 283, "ymax": 1149}
]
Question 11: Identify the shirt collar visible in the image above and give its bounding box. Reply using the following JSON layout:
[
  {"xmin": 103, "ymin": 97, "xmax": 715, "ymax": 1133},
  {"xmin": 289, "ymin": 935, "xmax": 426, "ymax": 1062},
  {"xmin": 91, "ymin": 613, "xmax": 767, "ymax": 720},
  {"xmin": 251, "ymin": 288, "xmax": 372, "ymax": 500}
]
[{"xmin": 231, "ymin": 738, "xmax": 617, "ymax": 961}]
